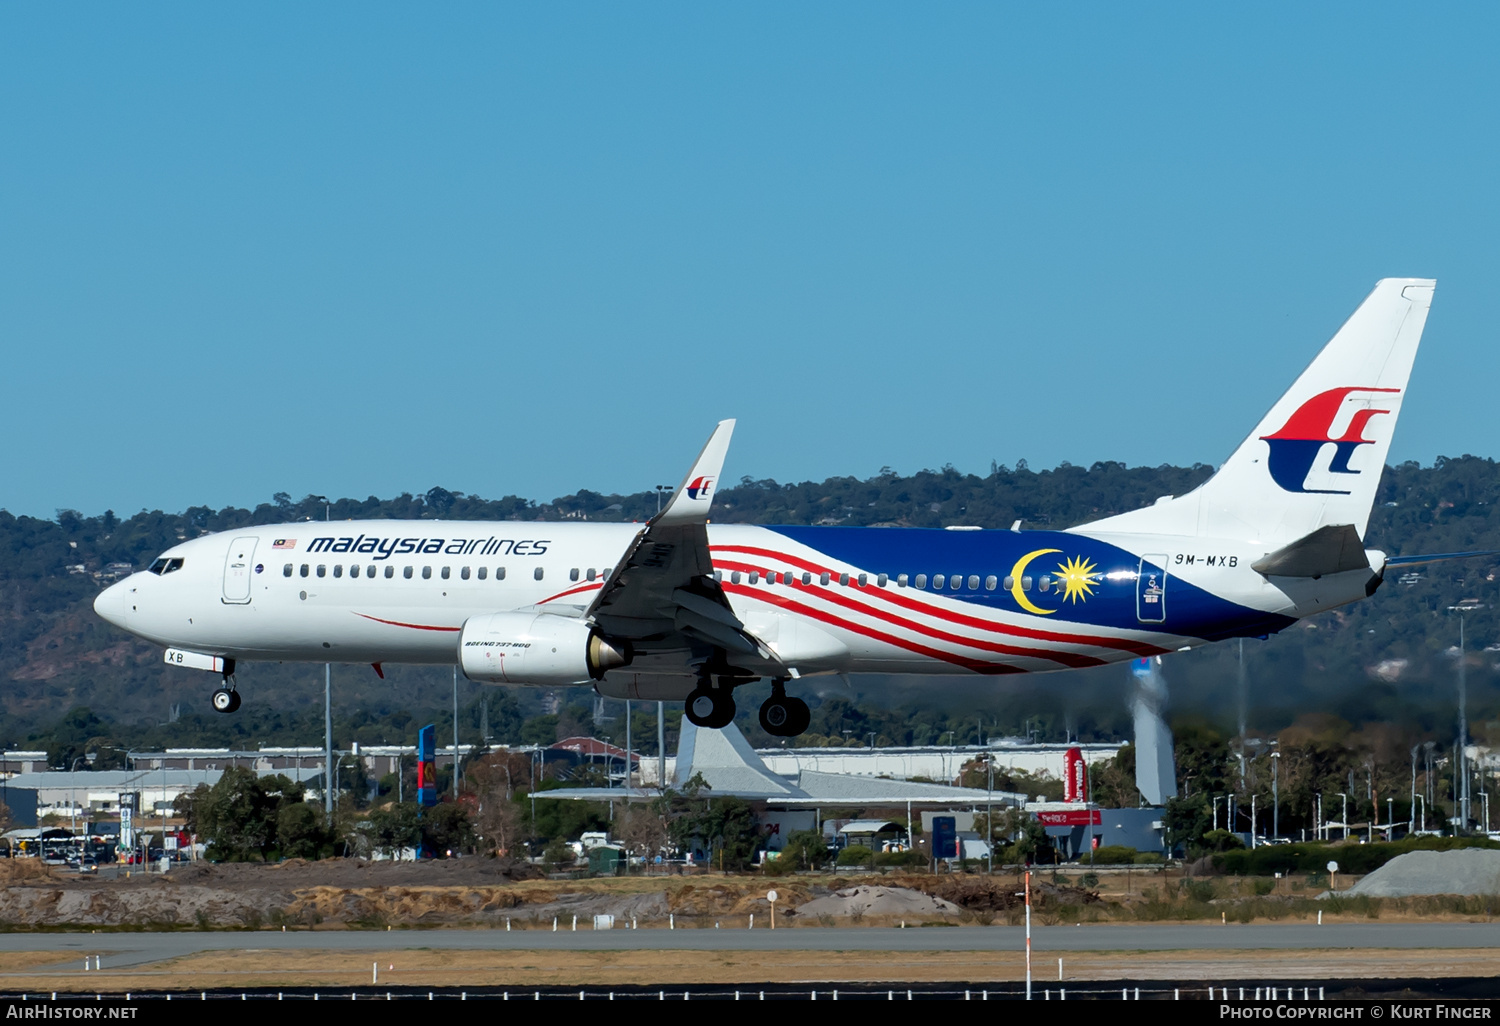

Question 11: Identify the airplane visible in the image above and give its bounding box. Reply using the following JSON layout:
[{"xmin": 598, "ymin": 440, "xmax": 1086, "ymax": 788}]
[{"xmin": 95, "ymin": 278, "xmax": 1458, "ymax": 737}]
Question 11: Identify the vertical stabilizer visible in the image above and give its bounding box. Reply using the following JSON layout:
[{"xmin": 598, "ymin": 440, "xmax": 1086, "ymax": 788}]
[{"xmin": 1079, "ymin": 279, "xmax": 1435, "ymax": 547}]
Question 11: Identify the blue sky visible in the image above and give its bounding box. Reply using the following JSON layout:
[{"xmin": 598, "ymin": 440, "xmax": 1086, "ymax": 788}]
[{"xmin": 3, "ymin": 5, "xmax": 1498, "ymax": 518}]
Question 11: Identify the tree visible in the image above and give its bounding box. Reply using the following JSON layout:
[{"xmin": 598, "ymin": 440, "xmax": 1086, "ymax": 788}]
[
  {"xmin": 1163, "ymin": 793, "xmax": 1212, "ymax": 856},
  {"xmin": 189, "ymin": 768, "xmax": 318, "ymax": 861},
  {"xmin": 366, "ymin": 802, "xmax": 421, "ymax": 859},
  {"xmin": 467, "ymin": 751, "xmax": 530, "ymax": 855},
  {"xmin": 617, "ymin": 803, "xmax": 669, "ymax": 863},
  {"xmin": 775, "ymin": 829, "xmax": 830, "ymax": 872},
  {"xmin": 422, "ymin": 802, "xmax": 473, "ymax": 856},
  {"xmin": 275, "ymin": 802, "xmax": 330, "ymax": 859}
]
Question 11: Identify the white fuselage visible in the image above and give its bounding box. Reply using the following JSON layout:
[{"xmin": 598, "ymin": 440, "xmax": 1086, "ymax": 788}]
[{"xmin": 94, "ymin": 518, "xmax": 1374, "ymax": 700}]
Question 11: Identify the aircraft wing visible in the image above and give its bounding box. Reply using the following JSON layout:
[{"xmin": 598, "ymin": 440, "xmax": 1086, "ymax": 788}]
[{"xmin": 586, "ymin": 420, "xmax": 770, "ymax": 661}]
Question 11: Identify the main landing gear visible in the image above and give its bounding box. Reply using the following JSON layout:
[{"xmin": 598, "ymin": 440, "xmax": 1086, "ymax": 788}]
[
  {"xmin": 683, "ymin": 676, "xmax": 811, "ymax": 737},
  {"xmin": 212, "ymin": 659, "xmax": 240, "ymax": 714},
  {"xmin": 758, "ymin": 679, "xmax": 809, "ymax": 738},
  {"xmin": 685, "ymin": 678, "xmax": 736, "ymax": 729}
]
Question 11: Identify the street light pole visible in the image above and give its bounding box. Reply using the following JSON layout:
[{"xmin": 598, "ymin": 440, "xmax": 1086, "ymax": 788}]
[
  {"xmin": 1449, "ymin": 603, "xmax": 1484, "ymax": 830},
  {"xmin": 1270, "ymin": 750, "xmax": 1280, "ymax": 840},
  {"xmin": 321, "ymin": 498, "xmax": 333, "ymax": 822},
  {"xmin": 324, "ymin": 663, "xmax": 333, "ymax": 819}
]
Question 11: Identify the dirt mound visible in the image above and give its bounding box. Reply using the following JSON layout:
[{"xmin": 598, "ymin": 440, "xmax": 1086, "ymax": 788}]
[
  {"xmin": 0, "ymin": 860, "xmax": 59, "ymax": 885},
  {"xmin": 1344, "ymin": 850, "xmax": 1500, "ymax": 898},
  {"xmin": 796, "ymin": 885, "xmax": 962, "ymax": 918},
  {"xmin": 894, "ymin": 874, "xmax": 1100, "ymax": 912},
  {"xmin": 168, "ymin": 856, "xmax": 540, "ymax": 889}
]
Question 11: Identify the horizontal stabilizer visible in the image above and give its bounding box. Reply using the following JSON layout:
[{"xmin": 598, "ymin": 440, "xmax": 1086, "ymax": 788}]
[
  {"xmin": 1251, "ymin": 524, "xmax": 1369, "ymax": 578},
  {"xmin": 1384, "ymin": 550, "xmax": 1496, "ymax": 568}
]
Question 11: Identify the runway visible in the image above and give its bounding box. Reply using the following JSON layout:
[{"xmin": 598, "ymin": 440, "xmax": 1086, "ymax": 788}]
[{"xmin": 2, "ymin": 922, "xmax": 1497, "ymax": 972}]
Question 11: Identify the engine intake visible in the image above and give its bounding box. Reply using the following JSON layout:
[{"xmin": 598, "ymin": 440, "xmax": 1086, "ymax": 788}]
[{"xmin": 458, "ymin": 612, "xmax": 630, "ymax": 686}]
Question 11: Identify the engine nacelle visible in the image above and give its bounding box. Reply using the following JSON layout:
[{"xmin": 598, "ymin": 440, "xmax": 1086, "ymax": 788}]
[{"xmin": 458, "ymin": 612, "xmax": 630, "ymax": 686}]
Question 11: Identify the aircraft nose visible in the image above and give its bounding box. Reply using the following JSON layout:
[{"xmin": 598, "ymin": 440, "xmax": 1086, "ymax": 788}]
[{"xmin": 93, "ymin": 579, "xmax": 129, "ymax": 627}]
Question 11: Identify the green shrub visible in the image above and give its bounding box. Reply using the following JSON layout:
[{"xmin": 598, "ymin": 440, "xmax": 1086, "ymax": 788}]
[
  {"xmin": 1084, "ymin": 845, "xmax": 1141, "ymax": 865},
  {"xmin": 1212, "ymin": 836, "xmax": 1500, "ymax": 877},
  {"xmin": 836, "ymin": 845, "xmax": 875, "ymax": 867}
]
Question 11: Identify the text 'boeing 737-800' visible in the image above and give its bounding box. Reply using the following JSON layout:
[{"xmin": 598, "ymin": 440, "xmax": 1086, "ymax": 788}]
[{"xmin": 94, "ymin": 279, "xmax": 1476, "ymax": 736}]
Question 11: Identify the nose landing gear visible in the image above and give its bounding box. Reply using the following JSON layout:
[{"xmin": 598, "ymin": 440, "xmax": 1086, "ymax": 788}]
[
  {"xmin": 758, "ymin": 679, "xmax": 810, "ymax": 737},
  {"xmin": 212, "ymin": 659, "xmax": 240, "ymax": 714}
]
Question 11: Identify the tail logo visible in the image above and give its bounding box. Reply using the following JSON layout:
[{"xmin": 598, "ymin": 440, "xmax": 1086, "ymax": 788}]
[
  {"xmin": 1260, "ymin": 386, "xmax": 1400, "ymax": 494},
  {"xmin": 685, "ymin": 476, "xmax": 715, "ymax": 501}
]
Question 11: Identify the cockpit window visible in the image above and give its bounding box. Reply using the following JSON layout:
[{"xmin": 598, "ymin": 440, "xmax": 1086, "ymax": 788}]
[{"xmin": 147, "ymin": 557, "xmax": 185, "ymax": 575}]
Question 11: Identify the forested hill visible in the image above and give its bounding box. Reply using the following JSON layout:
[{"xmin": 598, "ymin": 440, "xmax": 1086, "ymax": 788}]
[{"xmin": 2, "ymin": 457, "xmax": 1499, "ymax": 750}]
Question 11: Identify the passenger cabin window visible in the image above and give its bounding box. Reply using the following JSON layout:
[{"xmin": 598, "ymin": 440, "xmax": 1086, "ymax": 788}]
[
  {"xmin": 496, "ymin": 567, "xmax": 506, "ymax": 580},
  {"xmin": 349, "ymin": 565, "xmax": 359, "ymax": 578},
  {"xmin": 586, "ymin": 568, "xmax": 597, "ymax": 582},
  {"xmin": 533, "ymin": 566, "xmax": 544, "ymax": 580},
  {"xmin": 460, "ymin": 567, "xmax": 470, "ymax": 580},
  {"xmin": 858, "ymin": 573, "xmax": 868, "ymax": 587},
  {"xmin": 403, "ymin": 566, "xmax": 413, "ymax": 579},
  {"xmin": 317, "ymin": 565, "xmax": 327, "ymax": 578},
  {"xmin": 731, "ymin": 571, "xmax": 742, "ymax": 585},
  {"xmin": 1039, "ymin": 575, "xmax": 1052, "ymax": 593},
  {"xmin": 569, "ymin": 568, "xmax": 580, "ymax": 582},
  {"xmin": 441, "ymin": 566, "xmax": 450, "ymax": 580},
  {"xmin": 985, "ymin": 575, "xmax": 998, "ymax": 590},
  {"xmin": 820, "ymin": 572, "xmax": 831, "ymax": 586},
  {"xmin": 333, "ymin": 565, "xmax": 343, "ymax": 579},
  {"xmin": 1003, "ymin": 575, "xmax": 1014, "ymax": 590},
  {"xmin": 477, "ymin": 567, "xmax": 487, "ymax": 580},
  {"xmin": 966, "ymin": 575, "xmax": 978, "ymax": 590},
  {"xmin": 301, "ymin": 565, "xmax": 310, "ymax": 577},
  {"xmin": 283, "ymin": 564, "xmax": 293, "ymax": 577},
  {"xmin": 897, "ymin": 573, "xmax": 908, "ymax": 587},
  {"xmin": 802, "ymin": 572, "xmax": 813, "ymax": 585},
  {"xmin": 932, "ymin": 574, "xmax": 945, "ymax": 589},
  {"xmin": 385, "ymin": 566, "xmax": 394, "ymax": 579},
  {"xmin": 914, "ymin": 574, "xmax": 927, "ymax": 589},
  {"xmin": 839, "ymin": 573, "xmax": 849, "ymax": 586},
  {"xmin": 876, "ymin": 573, "xmax": 888, "ymax": 587},
  {"xmin": 422, "ymin": 566, "xmax": 432, "ymax": 580}
]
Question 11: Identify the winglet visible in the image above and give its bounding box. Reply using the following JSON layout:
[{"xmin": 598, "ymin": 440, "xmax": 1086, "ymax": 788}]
[{"xmin": 656, "ymin": 419, "xmax": 735, "ymax": 526}]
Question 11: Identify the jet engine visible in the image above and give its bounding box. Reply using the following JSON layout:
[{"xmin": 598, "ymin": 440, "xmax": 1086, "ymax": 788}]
[{"xmin": 458, "ymin": 612, "xmax": 630, "ymax": 686}]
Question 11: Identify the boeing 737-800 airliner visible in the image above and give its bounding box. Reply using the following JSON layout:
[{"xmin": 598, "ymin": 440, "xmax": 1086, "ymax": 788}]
[{"xmin": 95, "ymin": 279, "xmax": 1452, "ymax": 736}]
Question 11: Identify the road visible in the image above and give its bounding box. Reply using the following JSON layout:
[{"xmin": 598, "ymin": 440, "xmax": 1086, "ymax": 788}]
[{"xmin": 1, "ymin": 923, "xmax": 1496, "ymax": 971}]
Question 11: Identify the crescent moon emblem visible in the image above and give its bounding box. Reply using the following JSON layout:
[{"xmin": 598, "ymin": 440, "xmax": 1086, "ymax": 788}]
[{"xmin": 1010, "ymin": 548, "xmax": 1062, "ymax": 615}]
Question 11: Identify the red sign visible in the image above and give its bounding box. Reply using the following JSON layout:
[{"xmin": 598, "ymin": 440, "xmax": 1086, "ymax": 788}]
[
  {"xmin": 1064, "ymin": 747, "xmax": 1089, "ymax": 803},
  {"xmin": 1034, "ymin": 808, "xmax": 1102, "ymax": 827}
]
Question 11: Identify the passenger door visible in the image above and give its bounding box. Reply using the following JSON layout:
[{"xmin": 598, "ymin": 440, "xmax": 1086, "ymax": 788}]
[
  {"xmin": 1136, "ymin": 555, "xmax": 1167, "ymax": 624},
  {"xmin": 222, "ymin": 537, "xmax": 258, "ymax": 605}
]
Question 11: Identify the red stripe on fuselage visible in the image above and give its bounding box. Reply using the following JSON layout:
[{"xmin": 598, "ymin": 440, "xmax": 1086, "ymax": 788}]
[
  {"xmin": 715, "ymin": 558, "xmax": 1102, "ymax": 669},
  {"xmin": 537, "ymin": 581, "xmax": 605, "ymax": 605},
  {"xmin": 721, "ymin": 583, "xmax": 1025, "ymax": 675},
  {"xmin": 711, "ymin": 543, "xmax": 1167, "ymax": 657},
  {"xmin": 354, "ymin": 613, "xmax": 460, "ymax": 632}
]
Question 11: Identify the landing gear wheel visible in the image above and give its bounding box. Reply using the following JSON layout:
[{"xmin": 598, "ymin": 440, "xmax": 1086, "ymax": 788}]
[
  {"xmin": 760, "ymin": 695, "xmax": 809, "ymax": 737},
  {"xmin": 685, "ymin": 683, "xmax": 736, "ymax": 729},
  {"xmin": 211, "ymin": 688, "xmax": 241, "ymax": 714}
]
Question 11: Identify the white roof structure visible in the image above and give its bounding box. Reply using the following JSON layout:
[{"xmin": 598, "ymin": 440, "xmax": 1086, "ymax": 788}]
[{"xmin": 535, "ymin": 719, "xmax": 1025, "ymax": 809}]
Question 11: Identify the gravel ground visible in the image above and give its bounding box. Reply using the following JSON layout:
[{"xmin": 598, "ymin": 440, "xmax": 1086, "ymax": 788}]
[{"xmin": 1344, "ymin": 849, "xmax": 1500, "ymax": 897}]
